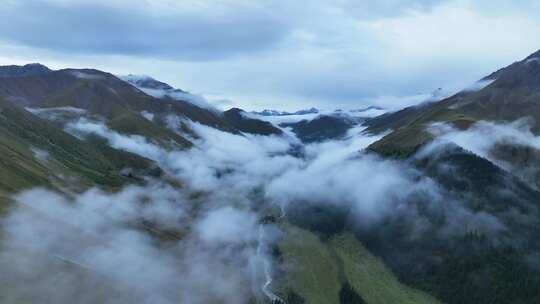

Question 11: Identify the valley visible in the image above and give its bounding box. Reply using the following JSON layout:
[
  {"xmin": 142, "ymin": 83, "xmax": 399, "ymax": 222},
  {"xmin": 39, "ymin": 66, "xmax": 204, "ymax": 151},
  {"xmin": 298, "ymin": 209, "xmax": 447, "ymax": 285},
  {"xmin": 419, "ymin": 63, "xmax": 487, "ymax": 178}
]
[{"xmin": 1, "ymin": 49, "xmax": 540, "ymax": 304}]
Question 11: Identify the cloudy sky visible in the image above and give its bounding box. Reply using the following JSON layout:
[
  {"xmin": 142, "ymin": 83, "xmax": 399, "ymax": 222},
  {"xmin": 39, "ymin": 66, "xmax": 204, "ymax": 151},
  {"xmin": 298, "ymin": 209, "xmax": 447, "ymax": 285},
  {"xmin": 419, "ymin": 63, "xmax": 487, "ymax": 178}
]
[{"xmin": 0, "ymin": 0, "xmax": 539, "ymax": 110}]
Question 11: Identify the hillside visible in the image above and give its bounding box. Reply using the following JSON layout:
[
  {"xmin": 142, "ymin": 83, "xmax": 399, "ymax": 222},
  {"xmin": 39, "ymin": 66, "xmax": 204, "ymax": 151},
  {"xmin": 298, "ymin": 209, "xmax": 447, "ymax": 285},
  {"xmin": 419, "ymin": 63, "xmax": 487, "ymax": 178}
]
[
  {"xmin": 275, "ymin": 223, "xmax": 440, "ymax": 304},
  {"xmin": 0, "ymin": 97, "xmax": 159, "ymax": 193},
  {"xmin": 2, "ymin": 50, "xmax": 540, "ymax": 304},
  {"xmin": 280, "ymin": 115, "xmax": 357, "ymax": 143},
  {"xmin": 366, "ymin": 50, "xmax": 540, "ymax": 157},
  {"xmin": 0, "ymin": 65, "xmax": 238, "ymax": 146},
  {"xmin": 223, "ymin": 108, "xmax": 283, "ymax": 136}
]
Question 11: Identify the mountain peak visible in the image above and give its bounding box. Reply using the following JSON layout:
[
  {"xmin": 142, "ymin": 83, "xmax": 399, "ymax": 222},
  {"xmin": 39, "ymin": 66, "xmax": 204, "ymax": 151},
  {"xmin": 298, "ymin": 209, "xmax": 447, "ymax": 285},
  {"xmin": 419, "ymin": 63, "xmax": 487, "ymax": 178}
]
[
  {"xmin": 24, "ymin": 63, "xmax": 48, "ymax": 68},
  {"xmin": 226, "ymin": 107, "xmax": 244, "ymax": 113},
  {"xmin": 121, "ymin": 74, "xmax": 175, "ymax": 91},
  {"xmin": 0, "ymin": 63, "xmax": 51, "ymax": 78}
]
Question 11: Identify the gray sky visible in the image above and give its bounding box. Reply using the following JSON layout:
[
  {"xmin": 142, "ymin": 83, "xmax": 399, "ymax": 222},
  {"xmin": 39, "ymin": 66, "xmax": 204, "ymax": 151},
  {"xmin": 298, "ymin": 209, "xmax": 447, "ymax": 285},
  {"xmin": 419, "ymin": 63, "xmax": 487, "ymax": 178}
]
[{"xmin": 1, "ymin": 0, "xmax": 539, "ymax": 110}]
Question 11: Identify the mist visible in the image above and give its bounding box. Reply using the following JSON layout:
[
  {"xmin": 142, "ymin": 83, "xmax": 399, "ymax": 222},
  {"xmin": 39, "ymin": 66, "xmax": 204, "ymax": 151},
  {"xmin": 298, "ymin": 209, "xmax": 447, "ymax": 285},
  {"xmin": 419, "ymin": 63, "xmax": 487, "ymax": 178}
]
[
  {"xmin": 3, "ymin": 113, "xmax": 531, "ymax": 303},
  {"xmin": 424, "ymin": 119, "xmax": 540, "ymax": 189}
]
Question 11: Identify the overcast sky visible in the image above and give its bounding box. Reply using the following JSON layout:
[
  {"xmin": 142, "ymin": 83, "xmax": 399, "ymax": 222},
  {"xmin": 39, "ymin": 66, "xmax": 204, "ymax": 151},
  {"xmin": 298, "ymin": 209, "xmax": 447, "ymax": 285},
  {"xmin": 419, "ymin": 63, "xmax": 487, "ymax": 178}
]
[{"xmin": 0, "ymin": 0, "xmax": 539, "ymax": 111}]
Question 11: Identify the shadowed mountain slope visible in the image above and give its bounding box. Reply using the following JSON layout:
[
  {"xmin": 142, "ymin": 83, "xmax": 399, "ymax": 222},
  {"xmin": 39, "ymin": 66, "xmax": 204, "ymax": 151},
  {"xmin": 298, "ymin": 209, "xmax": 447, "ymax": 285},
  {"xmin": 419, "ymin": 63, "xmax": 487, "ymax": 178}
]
[
  {"xmin": 281, "ymin": 115, "xmax": 357, "ymax": 143},
  {"xmin": 366, "ymin": 49, "xmax": 540, "ymax": 157},
  {"xmin": 223, "ymin": 108, "xmax": 283, "ymax": 136},
  {"xmin": 0, "ymin": 65, "xmax": 238, "ymax": 146},
  {"xmin": 0, "ymin": 63, "xmax": 51, "ymax": 78}
]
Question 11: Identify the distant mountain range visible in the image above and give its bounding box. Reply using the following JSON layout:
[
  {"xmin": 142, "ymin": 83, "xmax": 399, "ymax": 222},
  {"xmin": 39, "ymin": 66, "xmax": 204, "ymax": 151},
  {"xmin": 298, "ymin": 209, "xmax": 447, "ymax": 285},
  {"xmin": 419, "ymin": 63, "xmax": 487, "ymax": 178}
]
[
  {"xmin": 250, "ymin": 105, "xmax": 387, "ymax": 142},
  {"xmin": 252, "ymin": 107, "xmax": 320, "ymax": 116},
  {"xmin": 252, "ymin": 105, "xmax": 385, "ymax": 117}
]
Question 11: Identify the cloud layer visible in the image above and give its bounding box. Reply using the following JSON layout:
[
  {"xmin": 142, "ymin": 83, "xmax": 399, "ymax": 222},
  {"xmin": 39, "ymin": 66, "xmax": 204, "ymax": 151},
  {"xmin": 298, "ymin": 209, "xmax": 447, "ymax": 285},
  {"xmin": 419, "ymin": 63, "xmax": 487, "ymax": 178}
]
[
  {"xmin": 6, "ymin": 110, "xmax": 539, "ymax": 302},
  {"xmin": 1, "ymin": 0, "xmax": 539, "ymax": 110},
  {"xmin": 0, "ymin": 0, "xmax": 289, "ymax": 61}
]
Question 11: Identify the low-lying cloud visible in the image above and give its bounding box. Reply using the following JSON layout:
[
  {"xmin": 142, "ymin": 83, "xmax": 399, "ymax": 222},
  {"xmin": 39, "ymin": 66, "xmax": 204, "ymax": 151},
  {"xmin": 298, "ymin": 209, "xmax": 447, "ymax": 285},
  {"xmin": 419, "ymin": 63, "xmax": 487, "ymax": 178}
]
[
  {"xmin": 424, "ymin": 119, "xmax": 540, "ymax": 190},
  {"xmin": 64, "ymin": 115, "xmax": 512, "ymax": 238},
  {"xmin": 0, "ymin": 184, "xmax": 264, "ymax": 304},
  {"xmin": 4, "ymin": 113, "xmax": 531, "ymax": 302}
]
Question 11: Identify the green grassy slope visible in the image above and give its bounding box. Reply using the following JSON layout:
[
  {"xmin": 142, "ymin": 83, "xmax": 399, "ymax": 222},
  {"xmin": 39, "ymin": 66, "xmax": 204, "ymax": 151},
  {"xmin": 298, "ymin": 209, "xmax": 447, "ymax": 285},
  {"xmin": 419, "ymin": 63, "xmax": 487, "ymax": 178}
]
[
  {"xmin": 0, "ymin": 67, "xmax": 237, "ymax": 136},
  {"xmin": 277, "ymin": 224, "xmax": 342, "ymax": 304},
  {"xmin": 275, "ymin": 223, "xmax": 441, "ymax": 304},
  {"xmin": 331, "ymin": 233, "xmax": 441, "ymax": 304},
  {"xmin": 0, "ymin": 98, "xmax": 158, "ymax": 194},
  {"xmin": 107, "ymin": 112, "xmax": 193, "ymax": 149},
  {"xmin": 222, "ymin": 108, "xmax": 283, "ymax": 136}
]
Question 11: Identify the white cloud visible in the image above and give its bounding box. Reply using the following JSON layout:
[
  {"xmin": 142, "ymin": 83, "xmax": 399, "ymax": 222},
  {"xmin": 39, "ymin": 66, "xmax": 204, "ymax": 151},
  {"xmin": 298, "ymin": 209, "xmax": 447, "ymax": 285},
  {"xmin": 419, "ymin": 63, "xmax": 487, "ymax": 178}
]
[
  {"xmin": 120, "ymin": 74, "xmax": 220, "ymax": 112},
  {"xmin": 1, "ymin": 1, "xmax": 539, "ymax": 110},
  {"xmin": 1, "ymin": 181, "xmax": 271, "ymax": 303},
  {"xmin": 5, "ymin": 107, "xmax": 526, "ymax": 302},
  {"xmin": 460, "ymin": 79, "xmax": 495, "ymax": 92},
  {"xmin": 424, "ymin": 119, "xmax": 540, "ymax": 161},
  {"xmin": 196, "ymin": 207, "xmax": 258, "ymax": 244},
  {"xmin": 421, "ymin": 119, "xmax": 540, "ymax": 190},
  {"xmin": 65, "ymin": 118, "xmax": 165, "ymax": 159}
]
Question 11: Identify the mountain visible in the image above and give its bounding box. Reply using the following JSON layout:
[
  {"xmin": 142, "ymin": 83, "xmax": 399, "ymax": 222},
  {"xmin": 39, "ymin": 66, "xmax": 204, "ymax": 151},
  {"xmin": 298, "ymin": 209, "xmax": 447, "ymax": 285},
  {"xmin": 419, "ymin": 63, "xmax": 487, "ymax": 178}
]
[
  {"xmin": 366, "ymin": 50, "xmax": 540, "ymax": 157},
  {"xmin": 0, "ymin": 64, "xmax": 244, "ymax": 147},
  {"xmin": 0, "ymin": 64, "xmax": 288, "ymax": 188},
  {"xmin": 248, "ymin": 106, "xmax": 385, "ymax": 143},
  {"xmin": 253, "ymin": 107, "xmax": 320, "ymax": 116},
  {"xmin": 121, "ymin": 74, "xmax": 179, "ymax": 91},
  {"xmin": 347, "ymin": 49, "xmax": 540, "ymax": 304},
  {"xmin": 349, "ymin": 105, "xmax": 386, "ymax": 113},
  {"xmin": 0, "ymin": 63, "xmax": 51, "ymax": 78},
  {"xmin": 0, "ymin": 97, "xmax": 158, "ymax": 193},
  {"xmin": 253, "ymin": 106, "xmax": 385, "ymax": 117},
  {"xmin": 0, "ymin": 65, "xmax": 337, "ymax": 303},
  {"xmin": 371, "ymin": 145, "xmax": 540, "ymax": 304},
  {"xmin": 276, "ymin": 108, "xmax": 385, "ymax": 143},
  {"xmin": 3, "ymin": 50, "xmax": 540, "ymax": 304},
  {"xmin": 280, "ymin": 115, "xmax": 356, "ymax": 143},
  {"xmin": 222, "ymin": 108, "xmax": 283, "ymax": 136}
]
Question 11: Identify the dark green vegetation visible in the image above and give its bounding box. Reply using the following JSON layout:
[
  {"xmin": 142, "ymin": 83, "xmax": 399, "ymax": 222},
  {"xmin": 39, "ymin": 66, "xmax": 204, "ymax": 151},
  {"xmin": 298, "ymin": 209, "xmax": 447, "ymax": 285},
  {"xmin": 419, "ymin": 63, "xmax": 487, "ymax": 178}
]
[
  {"xmin": 489, "ymin": 142, "xmax": 540, "ymax": 189},
  {"xmin": 376, "ymin": 147, "xmax": 540, "ymax": 304},
  {"xmin": 0, "ymin": 63, "xmax": 283, "ymax": 192},
  {"xmin": 281, "ymin": 115, "xmax": 357, "ymax": 143},
  {"xmin": 277, "ymin": 48, "xmax": 540, "ymax": 303},
  {"xmin": 339, "ymin": 283, "xmax": 366, "ymax": 304},
  {"xmin": 338, "ymin": 50, "xmax": 540, "ymax": 304},
  {"xmin": 274, "ymin": 223, "xmax": 440, "ymax": 304},
  {"xmin": 106, "ymin": 112, "xmax": 193, "ymax": 148},
  {"xmin": 282, "ymin": 146, "xmax": 540, "ymax": 304},
  {"xmin": 223, "ymin": 108, "xmax": 283, "ymax": 136}
]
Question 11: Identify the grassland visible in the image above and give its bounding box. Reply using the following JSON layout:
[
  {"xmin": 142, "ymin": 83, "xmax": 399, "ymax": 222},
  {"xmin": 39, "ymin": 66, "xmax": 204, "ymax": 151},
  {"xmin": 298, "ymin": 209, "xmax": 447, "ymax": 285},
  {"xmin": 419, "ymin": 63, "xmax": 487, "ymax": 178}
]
[
  {"xmin": 0, "ymin": 97, "xmax": 158, "ymax": 196},
  {"xmin": 276, "ymin": 223, "xmax": 441, "ymax": 304},
  {"xmin": 331, "ymin": 233, "xmax": 441, "ymax": 304}
]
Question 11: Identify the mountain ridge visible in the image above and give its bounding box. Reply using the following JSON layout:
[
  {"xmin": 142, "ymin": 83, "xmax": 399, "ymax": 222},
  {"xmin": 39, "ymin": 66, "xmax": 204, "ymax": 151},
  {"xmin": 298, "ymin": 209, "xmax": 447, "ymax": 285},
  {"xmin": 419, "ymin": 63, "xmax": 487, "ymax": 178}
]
[
  {"xmin": 0, "ymin": 63, "xmax": 52, "ymax": 78},
  {"xmin": 2, "ymin": 49, "xmax": 540, "ymax": 304},
  {"xmin": 365, "ymin": 48, "xmax": 540, "ymax": 157}
]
